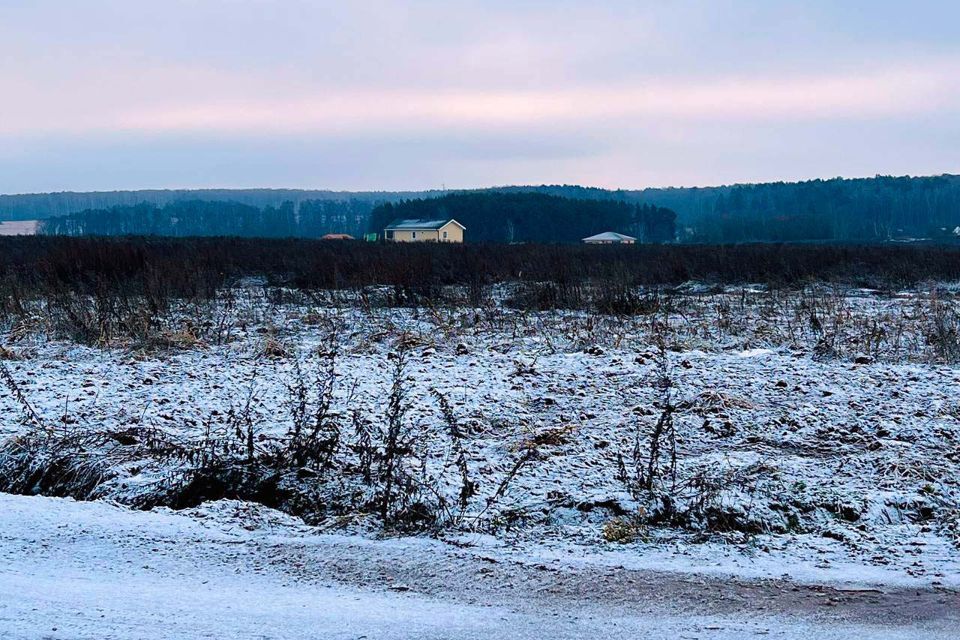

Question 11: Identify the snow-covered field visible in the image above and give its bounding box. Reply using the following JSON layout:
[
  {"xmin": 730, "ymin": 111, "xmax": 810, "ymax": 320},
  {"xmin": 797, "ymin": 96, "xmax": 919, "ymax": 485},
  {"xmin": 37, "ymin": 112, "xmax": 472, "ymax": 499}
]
[
  {"xmin": 1, "ymin": 285, "xmax": 958, "ymax": 637},
  {"xmin": 0, "ymin": 220, "xmax": 38, "ymax": 236}
]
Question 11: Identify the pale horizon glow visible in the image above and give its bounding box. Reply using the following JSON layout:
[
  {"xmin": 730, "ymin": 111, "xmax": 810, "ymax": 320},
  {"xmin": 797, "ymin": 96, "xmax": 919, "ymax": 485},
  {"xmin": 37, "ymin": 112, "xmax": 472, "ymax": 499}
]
[
  {"xmin": 1, "ymin": 1, "xmax": 959, "ymax": 193},
  {"xmin": 112, "ymin": 65, "xmax": 956, "ymax": 136}
]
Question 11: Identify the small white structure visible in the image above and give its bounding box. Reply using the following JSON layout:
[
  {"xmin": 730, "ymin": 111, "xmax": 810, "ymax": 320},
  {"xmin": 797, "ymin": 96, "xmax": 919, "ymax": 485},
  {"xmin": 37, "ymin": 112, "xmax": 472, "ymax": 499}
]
[{"xmin": 582, "ymin": 231, "xmax": 636, "ymax": 245}]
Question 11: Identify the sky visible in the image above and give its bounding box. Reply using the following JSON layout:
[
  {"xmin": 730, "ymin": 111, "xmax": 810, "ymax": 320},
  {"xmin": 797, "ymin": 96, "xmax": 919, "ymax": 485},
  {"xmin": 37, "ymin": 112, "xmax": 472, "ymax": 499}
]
[{"xmin": 1, "ymin": 0, "xmax": 959, "ymax": 194}]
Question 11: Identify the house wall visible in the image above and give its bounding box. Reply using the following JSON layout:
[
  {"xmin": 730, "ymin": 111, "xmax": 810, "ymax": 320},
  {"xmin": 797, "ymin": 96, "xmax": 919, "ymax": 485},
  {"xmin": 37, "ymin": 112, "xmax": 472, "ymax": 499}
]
[
  {"xmin": 388, "ymin": 229, "xmax": 440, "ymax": 242},
  {"xmin": 385, "ymin": 223, "xmax": 465, "ymax": 243},
  {"xmin": 437, "ymin": 222, "xmax": 464, "ymax": 243}
]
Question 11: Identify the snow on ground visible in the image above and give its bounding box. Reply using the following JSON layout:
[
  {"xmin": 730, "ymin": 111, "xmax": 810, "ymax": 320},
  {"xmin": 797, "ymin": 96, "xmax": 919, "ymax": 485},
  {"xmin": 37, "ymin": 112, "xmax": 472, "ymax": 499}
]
[
  {"xmin": 1, "ymin": 288, "xmax": 959, "ymax": 593},
  {"xmin": 1, "ymin": 493, "xmax": 957, "ymax": 640},
  {"xmin": 0, "ymin": 221, "xmax": 37, "ymax": 236}
]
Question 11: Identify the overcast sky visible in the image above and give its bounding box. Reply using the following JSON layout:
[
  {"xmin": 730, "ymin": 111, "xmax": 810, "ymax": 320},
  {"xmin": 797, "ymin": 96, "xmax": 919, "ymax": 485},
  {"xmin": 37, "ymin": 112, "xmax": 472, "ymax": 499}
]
[{"xmin": 1, "ymin": 0, "xmax": 958, "ymax": 193}]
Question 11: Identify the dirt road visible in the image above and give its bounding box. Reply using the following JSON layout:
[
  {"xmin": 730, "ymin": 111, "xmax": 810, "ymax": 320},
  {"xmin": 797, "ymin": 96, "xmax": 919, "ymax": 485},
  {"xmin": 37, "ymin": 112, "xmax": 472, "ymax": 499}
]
[{"xmin": 1, "ymin": 494, "xmax": 956, "ymax": 639}]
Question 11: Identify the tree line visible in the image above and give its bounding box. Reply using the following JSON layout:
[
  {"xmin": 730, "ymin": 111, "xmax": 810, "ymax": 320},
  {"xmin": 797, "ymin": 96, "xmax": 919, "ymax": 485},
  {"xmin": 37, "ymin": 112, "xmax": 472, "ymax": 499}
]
[
  {"xmin": 476, "ymin": 175, "xmax": 960, "ymax": 242},
  {"xmin": 632, "ymin": 175, "xmax": 960, "ymax": 242},
  {"xmin": 369, "ymin": 192, "xmax": 677, "ymax": 243},
  {"xmin": 37, "ymin": 199, "xmax": 379, "ymax": 239},
  {"xmin": 13, "ymin": 174, "xmax": 960, "ymax": 243},
  {"xmin": 38, "ymin": 193, "xmax": 678, "ymax": 244},
  {"xmin": 0, "ymin": 188, "xmax": 434, "ymax": 222}
]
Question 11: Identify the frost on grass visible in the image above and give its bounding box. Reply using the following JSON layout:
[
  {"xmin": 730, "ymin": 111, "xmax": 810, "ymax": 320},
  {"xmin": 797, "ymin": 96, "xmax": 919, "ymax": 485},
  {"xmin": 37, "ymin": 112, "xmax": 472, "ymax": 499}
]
[{"xmin": 1, "ymin": 284, "xmax": 959, "ymax": 582}]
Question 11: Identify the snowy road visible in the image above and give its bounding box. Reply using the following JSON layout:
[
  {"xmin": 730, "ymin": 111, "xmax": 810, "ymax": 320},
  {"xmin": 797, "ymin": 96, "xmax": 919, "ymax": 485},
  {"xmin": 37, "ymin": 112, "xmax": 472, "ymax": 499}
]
[{"xmin": 0, "ymin": 494, "xmax": 957, "ymax": 640}]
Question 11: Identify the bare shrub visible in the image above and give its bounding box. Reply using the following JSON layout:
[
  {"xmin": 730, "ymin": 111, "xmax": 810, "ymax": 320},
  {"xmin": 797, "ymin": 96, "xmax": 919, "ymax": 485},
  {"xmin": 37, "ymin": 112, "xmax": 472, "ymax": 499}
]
[
  {"xmin": 474, "ymin": 447, "xmax": 536, "ymax": 528},
  {"xmin": 923, "ymin": 292, "xmax": 960, "ymax": 363},
  {"xmin": 613, "ymin": 354, "xmax": 787, "ymax": 535},
  {"xmin": 284, "ymin": 335, "xmax": 344, "ymax": 470},
  {"xmin": 669, "ymin": 461, "xmax": 784, "ymax": 534},
  {"xmin": 940, "ymin": 504, "xmax": 960, "ymax": 548},
  {"xmin": 1, "ymin": 361, "xmax": 48, "ymax": 431},
  {"xmin": 618, "ymin": 353, "xmax": 677, "ymax": 499},
  {"xmin": 0, "ymin": 424, "xmax": 187, "ymax": 501},
  {"xmin": 432, "ymin": 389, "xmax": 477, "ymax": 515},
  {"xmin": 378, "ymin": 341, "xmax": 421, "ymax": 527}
]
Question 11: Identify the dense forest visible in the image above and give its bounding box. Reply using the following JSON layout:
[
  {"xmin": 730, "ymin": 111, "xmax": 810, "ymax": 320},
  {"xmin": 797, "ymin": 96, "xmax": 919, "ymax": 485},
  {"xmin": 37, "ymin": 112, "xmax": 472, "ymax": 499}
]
[
  {"xmin": 38, "ymin": 199, "xmax": 380, "ymax": 239},
  {"xmin": 38, "ymin": 193, "xmax": 677, "ymax": 243},
  {"xmin": 492, "ymin": 175, "xmax": 960, "ymax": 242},
  {"xmin": 0, "ymin": 188, "xmax": 434, "ymax": 222},
  {"xmin": 10, "ymin": 174, "xmax": 960, "ymax": 243},
  {"xmin": 637, "ymin": 175, "xmax": 960, "ymax": 242},
  {"xmin": 369, "ymin": 192, "xmax": 676, "ymax": 243}
]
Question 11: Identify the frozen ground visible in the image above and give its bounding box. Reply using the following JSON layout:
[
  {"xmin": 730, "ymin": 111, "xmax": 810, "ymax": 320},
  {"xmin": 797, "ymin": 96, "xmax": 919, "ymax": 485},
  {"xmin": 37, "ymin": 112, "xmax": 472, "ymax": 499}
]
[
  {"xmin": 1, "ymin": 493, "xmax": 957, "ymax": 640},
  {"xmin": 1, "ymin": 287, "xmax": 959, "ymax": 636}
]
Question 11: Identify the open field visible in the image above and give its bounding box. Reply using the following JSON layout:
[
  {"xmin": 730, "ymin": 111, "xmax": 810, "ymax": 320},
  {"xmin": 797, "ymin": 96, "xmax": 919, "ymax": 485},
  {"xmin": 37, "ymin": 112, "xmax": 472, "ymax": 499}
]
[
  {"xmin": 6, "ymin": 2, "xmax": 960, "ymax": 637},
  {"xmin": 2, "ymin": 283, "xmax": 959, "ymax": 566},
  {"xmin": 1, "ymin": 239, "xmax": 959, "ymax": 637},
  {"xmin": 0, "ymin": 221, "xmax": 37, "ymax": 236}
]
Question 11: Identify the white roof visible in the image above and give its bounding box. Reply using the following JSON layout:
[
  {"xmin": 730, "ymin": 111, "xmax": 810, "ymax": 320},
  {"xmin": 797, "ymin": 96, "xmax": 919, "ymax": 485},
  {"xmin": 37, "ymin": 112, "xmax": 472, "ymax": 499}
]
[{"xmin": 582, "ymin": 231, "xmax": 636, "ymax": 242}]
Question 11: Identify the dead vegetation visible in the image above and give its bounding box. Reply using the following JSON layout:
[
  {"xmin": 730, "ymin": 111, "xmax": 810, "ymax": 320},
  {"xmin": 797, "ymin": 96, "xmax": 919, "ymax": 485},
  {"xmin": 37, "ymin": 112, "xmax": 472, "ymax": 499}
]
[
  {"xmin": 0, "ymin": 333, "xmax": 533, "ymax": 535},
  {"xmin": 1, "ymin": 269, "xmax": 958, "ymax": 562}
]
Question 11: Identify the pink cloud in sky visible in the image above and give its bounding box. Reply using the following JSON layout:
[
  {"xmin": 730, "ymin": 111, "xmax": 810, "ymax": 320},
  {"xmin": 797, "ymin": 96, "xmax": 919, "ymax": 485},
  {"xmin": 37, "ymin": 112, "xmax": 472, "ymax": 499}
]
[
  {"xmin": 2, "ymin": 61, "xmax": 951, "ymax": 138},
  {"xmin": 2, "ymin": 1, "xmax": 959, "ymax": 192}
]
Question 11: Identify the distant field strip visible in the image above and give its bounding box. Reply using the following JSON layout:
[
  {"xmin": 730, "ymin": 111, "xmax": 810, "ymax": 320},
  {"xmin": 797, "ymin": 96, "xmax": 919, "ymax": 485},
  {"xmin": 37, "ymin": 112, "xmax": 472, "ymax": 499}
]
[{"xmin": 0, "ymin": 220, "xmax": 37, "ymax": 236}]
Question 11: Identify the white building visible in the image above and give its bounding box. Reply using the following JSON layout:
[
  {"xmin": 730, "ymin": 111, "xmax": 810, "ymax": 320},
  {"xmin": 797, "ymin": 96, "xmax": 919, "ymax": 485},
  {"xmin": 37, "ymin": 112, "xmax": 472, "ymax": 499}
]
[{"xmin": 582, "ymin": 231, "xmax": 636, "ymax": 245}]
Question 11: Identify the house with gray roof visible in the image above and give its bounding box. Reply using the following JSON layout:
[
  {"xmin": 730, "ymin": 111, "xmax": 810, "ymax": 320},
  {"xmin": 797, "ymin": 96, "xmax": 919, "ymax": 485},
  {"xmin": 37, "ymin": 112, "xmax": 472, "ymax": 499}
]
[{"xmin": 384, "ymin": 219, "xmax": 465, "ymax": 243}]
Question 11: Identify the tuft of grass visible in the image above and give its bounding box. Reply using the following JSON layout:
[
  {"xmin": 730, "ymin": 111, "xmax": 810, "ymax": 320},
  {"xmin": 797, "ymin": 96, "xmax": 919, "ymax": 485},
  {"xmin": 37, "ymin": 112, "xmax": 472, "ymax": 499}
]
[
  {"xmin": 259, "ymin": 335, "xmax": 289, "ymax": 358},
  {"xmin": 602, "ymin": 516, "xmax": 645, "ymax": 544},
  {"xmin": 523, "ymin": 425, "xmax": 576, "ymax": 449},
  {"xmin": 150, "ymin": 328, "xmax": 202, "ymax": 351}
]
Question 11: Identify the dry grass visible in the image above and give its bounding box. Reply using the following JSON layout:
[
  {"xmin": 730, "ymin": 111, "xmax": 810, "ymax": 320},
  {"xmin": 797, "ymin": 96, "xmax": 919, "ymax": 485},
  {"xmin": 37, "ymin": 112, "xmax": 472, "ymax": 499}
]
[
  {"xmin": 259, "ymin": 335, "xmax": 289, "ymax": 358},
  {"xmin": 150, "ymin": 328, "xmax": 202, "ymax": 350},
  {"xmin": 602, "ymin": 516, "xmax": 646, "ymax": 543}
]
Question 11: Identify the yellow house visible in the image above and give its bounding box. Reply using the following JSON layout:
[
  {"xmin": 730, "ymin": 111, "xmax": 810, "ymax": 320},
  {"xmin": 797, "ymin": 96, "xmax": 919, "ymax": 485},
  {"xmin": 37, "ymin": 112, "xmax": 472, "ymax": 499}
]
[{"xmin": 384, "ymin": 219, "xmax": 466, "ymax": 243}]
